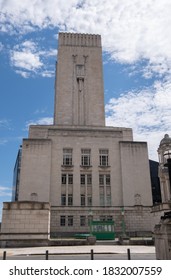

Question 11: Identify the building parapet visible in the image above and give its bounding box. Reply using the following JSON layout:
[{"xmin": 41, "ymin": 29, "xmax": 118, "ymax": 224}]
[{"xmin": 58, "ymin": 32, "xmax": 101, "ymax": 47}]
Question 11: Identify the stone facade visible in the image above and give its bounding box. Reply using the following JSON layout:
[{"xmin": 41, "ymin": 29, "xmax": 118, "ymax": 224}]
[
  {"xmin": 158, "ymin": 134, "xmax": 171, "ymax": 202},
  {"xmin": 154, "ymin": 214, "xmax": 171, "ymax": 259},
  {"xmin": 50, "ymin": 206, "xmax": 152, "ymax": 237},
  {"xmin": 1, "ymin": 33, "xmax": 154, "ymax": 243},
  {"xmin": 0, "ymin": 201, "xmax": 50, "ymax": 247},
  {"xmin": 54, "ymin": 33, "xmax": 105, "ymax": 126}
]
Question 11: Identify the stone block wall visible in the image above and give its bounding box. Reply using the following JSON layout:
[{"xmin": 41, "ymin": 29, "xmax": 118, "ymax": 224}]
[
  {"xmin": 50, "ymin": 206, "xmax": 153, "ymax": 237},
  {"xmin": 0, "ymin": 201, "xmax": 50, "ymax": 247}
]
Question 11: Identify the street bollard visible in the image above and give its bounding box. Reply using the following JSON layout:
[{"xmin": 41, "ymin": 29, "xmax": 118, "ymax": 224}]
[
  {"xmin": 127, "ymin": 248, "xmax": 131, "ymax": 260},
  {"xmin": 45, "ymin": 250, "xmax": 49, "ymax": 260},
  {"xmin": 3, "ymin": 251, "xmax": 6, "ymax": 260},
  {"xmin": 90, "ymin": 249, "xmax": 94, "ymax": 260}
]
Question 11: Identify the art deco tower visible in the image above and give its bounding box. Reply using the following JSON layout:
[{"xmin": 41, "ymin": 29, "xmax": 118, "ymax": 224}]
[{"xmin": 54, "ymin": 33, "xmax": 105, "ymax": 126}]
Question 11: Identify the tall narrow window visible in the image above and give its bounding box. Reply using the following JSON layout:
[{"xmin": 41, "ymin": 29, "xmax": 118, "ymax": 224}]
[
  {"xmin": 61, "ymin": 174, "xmax": 73, "ymax": 185},
  {"xmin": 87, "ymin": 196, "xmax": 92, "ymax": 206},
  {"xmin": 60, "ymin": 216, "xmax": 66, "ymax": 226},
  {"xmin": 80, "ymin": 173, "xmax": 92, "ymax": 206},
  {"xmin": 80, "ymin": 174, "xmax": 86, "ymax": 185},
  {"xmin": 63, "ymin": 149, "xmax": 72, "ymax": 166},
  {"xmin": 99, "ymin": 174, "xmax": 111, "ymax": 206},
  {"xmin": 81, "ymin": 194, "xmax": 86, "ymax": 206},
  {"xmin": 61, "ymin": 194, "xmax": 66, "ymax": 206},
  {"xmin": 61, "ymin": 174, "xmax": 67, "ymax": 185},
  {"xmin": 99, "ymin": 149, "xmax": 109, "ymax": 166},
  {"xmin": 68, "ymin": 174, "xmax": 73, "ymax": 184},
  {"xmin": 68, "ymin": 194, "xmax": 73, "ymax": 206},
  {"xmin": 81, "ymin": 149, "xmax": 91, "ymax": 166},
  {"xmin": 61, "ymin": 173, "xmax": 73, "ymax": 206}
]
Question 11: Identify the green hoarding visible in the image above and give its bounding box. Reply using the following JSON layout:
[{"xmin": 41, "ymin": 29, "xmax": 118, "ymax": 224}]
[{"xmin": 90, "ymin": 220, "xmax": 115, "ymax": 240}]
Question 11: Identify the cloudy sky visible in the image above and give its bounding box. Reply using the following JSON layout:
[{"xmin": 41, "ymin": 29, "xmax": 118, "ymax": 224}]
[{"xmin": 0, "ymin": 0, "xmax": 171, "ymax": 218}]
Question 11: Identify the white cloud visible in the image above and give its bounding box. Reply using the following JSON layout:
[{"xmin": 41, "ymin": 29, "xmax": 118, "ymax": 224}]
[
  {"xmin": 1, "ymin": 0, "xmax": 171, "ymax": 79},
  {"xmin": 11, "ymin": 50, "xmax": 43, "ymax": 71},
  {"xmin": 106, "ymin": 80, "xmax": 171, "ymax": 160},
  {"xmin": 10, "ymin": 40, "xmax": 56, "ymax": 77},
  {"xmin": 25, "ymin": 117, "xmax": 53, "ymax": 130}
]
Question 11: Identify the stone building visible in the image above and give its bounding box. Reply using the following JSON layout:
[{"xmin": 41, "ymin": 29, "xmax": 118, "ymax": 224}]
[
  {"xmin": 1, "ymin": 33, "xmax": 153, "ymax": 243},
  {"xmin": 152, "ymin": 134, "xmax": 171, "ymax": 225}
]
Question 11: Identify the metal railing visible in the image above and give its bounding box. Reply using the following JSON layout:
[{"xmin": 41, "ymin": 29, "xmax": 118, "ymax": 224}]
[{"xmin": 2, "ymin": 248, "xmax": 131, "ymax": 260}]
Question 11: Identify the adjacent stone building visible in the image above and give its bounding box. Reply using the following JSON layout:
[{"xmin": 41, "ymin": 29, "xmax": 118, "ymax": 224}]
[
  {"xmin": 152, "ymin": 134, "xmax": 171, "ymax": 226},
  {"xmin": 1, "ymin": 33, "xmax": 153, "ymax": 242}
]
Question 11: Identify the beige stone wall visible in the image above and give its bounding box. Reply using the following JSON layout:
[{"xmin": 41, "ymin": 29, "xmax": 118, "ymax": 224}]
[
  {"xmin": 27, "ymin": 125, "xmax": 134, "ymax": 207},
  {"xmin": 0, "ymin": 202, "xmax": 50, "ymax": 240},
  {"xmin": 19, "ymin": 139, "xmax": 51, "ymax": 202},
  {"xmin": 120, "ymin": 141, "xmax": 153, "ymax": 206},
  {"xmin": 50, "ymin": 206, "xmax": 152, "ymax": 236},
  {"xmin": 16, "ymin": 125, "xmax": 153, "ymax": 235}
]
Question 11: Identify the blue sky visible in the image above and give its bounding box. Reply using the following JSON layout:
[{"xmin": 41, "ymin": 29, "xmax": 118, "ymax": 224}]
[{"xmin": 1, "ymin": 0, "xmax": 171, "ymax": 219}]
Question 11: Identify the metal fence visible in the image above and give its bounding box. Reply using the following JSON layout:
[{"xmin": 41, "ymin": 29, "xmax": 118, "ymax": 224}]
[{"xmin": 2, "ymin": 248, "xmax": 132, "ymax": 260}]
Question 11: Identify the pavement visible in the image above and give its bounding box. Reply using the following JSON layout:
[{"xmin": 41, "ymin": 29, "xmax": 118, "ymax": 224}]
[{"xmin": 0, "ymin": 244, "xmax": 155, "ymax": 258}]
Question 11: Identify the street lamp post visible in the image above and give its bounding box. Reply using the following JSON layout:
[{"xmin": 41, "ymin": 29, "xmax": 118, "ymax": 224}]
[
  {"xmin": 88, "ymin": 209, "xmax": 93, "ymax": 236},
  {"xmin": 121, "ymin": 207, "xmax": 126, "ymax": 237}
]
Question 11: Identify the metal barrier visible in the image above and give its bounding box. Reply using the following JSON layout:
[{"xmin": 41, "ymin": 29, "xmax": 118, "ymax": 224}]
[{"xmin": 1, "ymin": 249, "xmax": 133, "ymax": 260}]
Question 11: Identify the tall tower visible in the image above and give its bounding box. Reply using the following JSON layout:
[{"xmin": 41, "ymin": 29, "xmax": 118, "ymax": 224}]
[{"xmin": 54, "ymin": 33, "xmax": 105, "ymax": 126}]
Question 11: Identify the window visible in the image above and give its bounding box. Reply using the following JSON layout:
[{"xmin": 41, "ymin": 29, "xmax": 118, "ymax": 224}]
[
  {"xmin": 68, "ymin": 174, "xmax": 73, "ymax": 184},
  {"xmin": 63, "ymin": 149, "xmax": 72, "ymax": 166},
  {"xmin": 106, "ymin": 175, "xmax": 111, "ymax": 185},
  {"xmin": 61, "ymin": 174, "xmax": 73, "ymax": 185},
  {"xmin": 80, "ymin": 216, "xmax": 86, "ymax": 226},
  {"xmin": 81, "ymin": 149, "xmax": 91, "ymax": 166},
  {"xmin": 68, "ymin": 216, "xmax": 73, "ymax": 226},
  {"xmin": 99, "ymin": 174, "xmax": 104, "ymax": 185},
  {"xmin": 99, "ymin": 174, "xmax": 110, "ymax": 186},
  {"xmin": 99, "ymin": 215, "xmax": 113, "ymax": 221},
  {"xmin": 87, "ymin": 196, "xmax": 92, "ymax": 206},
  {"xmin": 106, "ymin": 194, "xmax": 111, "ymax": 206},
  {"xmin": 60, "ymin": 216, "xmax": 65, "ymax": 226},
  {"xmin": 61, "ymin": 194, "xmax": 66, "ymax": 206},
  {"xmin": 107, "ymin": 216, "xmax": 113, "ymax": 221},
  {"xmin": 99, "ymin": 174, "xmax": 111, "ymax": 206},
  {"xmin": 87, "ymin": 174, "xmax": 92, "ymax": 185},
  {"xmin": 80, "ymin": 174, "xmax": 92, "ymax": 206},
  {"xmin": 68, "ymin": 194, "xmax": 73, "ymax": 206},
  {"xmin": 81, "ymin": 194, "xmax": 86, "ymax": 206},
  {"xmin": 99, "ymin": 149, "xmax": 109, "ymax": 166},
  {"xmin": 99, "ymin": 215, "xmax": 106, "ymax": 221},
  {"xmin": 80, "ymin": 174, "xmax": 92, "ymax": 185},
  {"xmin": 61, "ymin": 174, "xmax": 67, "ymax": 185},
  {"xmin": 80, "ymin": 174, "xmax": 86, "ymax": 185}
]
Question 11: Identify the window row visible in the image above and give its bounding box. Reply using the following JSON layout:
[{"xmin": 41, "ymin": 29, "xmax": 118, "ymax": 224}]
[
  {"xmin": 60, "ymin": 215, "xmax": 88, "ymax": 227},
  {"xmin": 62, "ymin": 148, "xmax": 109, "ymax": 167},
  {"xmin": 61, "ymin": 190, "xmax": 111, "ymax": 206},
  {"xmin": 61, "ymin": 173, "xmax": 110, "ymax": 186},
  {"xmin": 60, "ymin": 215, "xmax": 113, "ymax": 227},
  {"xmin": 61, "ymin": 194, "xmax": 92, "ymax": 206}
]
